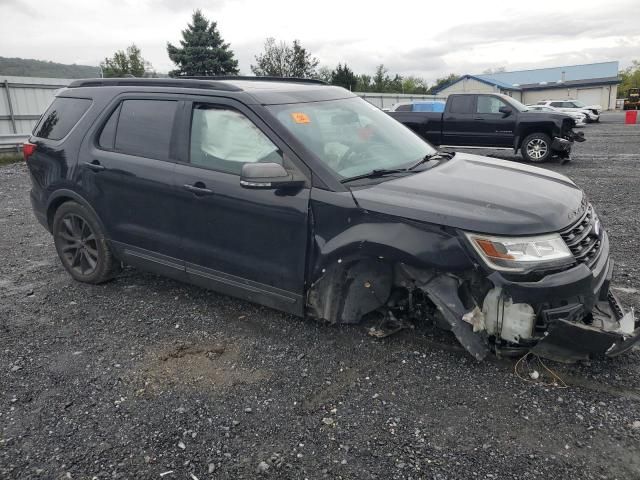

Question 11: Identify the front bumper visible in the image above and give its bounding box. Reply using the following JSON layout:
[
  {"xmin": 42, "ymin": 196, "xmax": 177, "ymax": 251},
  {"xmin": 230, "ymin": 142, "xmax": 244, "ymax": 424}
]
[{"xmin": 487, "ymin": 232, "xmax": 639, "ymax": 361}]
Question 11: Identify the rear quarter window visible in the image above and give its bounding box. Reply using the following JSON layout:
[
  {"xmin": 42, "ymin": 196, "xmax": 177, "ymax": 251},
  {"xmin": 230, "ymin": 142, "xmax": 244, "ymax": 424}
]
[
  {"xmin": 448, "ymin": 96, "xmax": 474, "ymax": 114},
  {"xmin": 33, "ymin": 97, "xmax": 92, "ymax": 140}
]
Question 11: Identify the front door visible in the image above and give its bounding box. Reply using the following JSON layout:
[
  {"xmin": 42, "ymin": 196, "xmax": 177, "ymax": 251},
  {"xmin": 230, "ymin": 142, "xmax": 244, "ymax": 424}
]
[
  {"xmin": 172, "ymin": 99, "xmax": 311, "ymax": 314},
  {"xmin": 473, "ymin": 95, "xmax": 517, "ymax": 147}
]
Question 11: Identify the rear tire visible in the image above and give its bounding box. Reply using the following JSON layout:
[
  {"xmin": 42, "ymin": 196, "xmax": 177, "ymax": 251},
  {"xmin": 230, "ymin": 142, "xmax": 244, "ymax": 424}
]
[
  {"xmin": 521, "ymin": 133, "xmax": 552, "ymax": 163},
  {"xmin": 52, "ymin": 201, "xmax": 119, "ymax": 284}
]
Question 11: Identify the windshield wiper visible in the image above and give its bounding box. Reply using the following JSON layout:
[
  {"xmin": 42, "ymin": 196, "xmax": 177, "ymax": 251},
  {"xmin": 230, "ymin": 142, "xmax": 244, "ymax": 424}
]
[
  {"xmin": 408, "ymin": 151, "xmax": 455, "ymax": 170},
  {"xmin": 340, "ymin": 168, "xmax": 410, "ymax": 183}
]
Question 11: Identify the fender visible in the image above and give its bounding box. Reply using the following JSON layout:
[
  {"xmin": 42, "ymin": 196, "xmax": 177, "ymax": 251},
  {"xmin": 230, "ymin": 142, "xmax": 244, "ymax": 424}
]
[
  {"xmin": 311, "ymin": 220, "xmax": 475, "ymax": 282},
  {"xmin": 45, "ymin": 188, "xmax": 108, "ymax": 235},
  {"xmin": 306, "ymin": 203, "xmax": 476, "ymax": 324}
]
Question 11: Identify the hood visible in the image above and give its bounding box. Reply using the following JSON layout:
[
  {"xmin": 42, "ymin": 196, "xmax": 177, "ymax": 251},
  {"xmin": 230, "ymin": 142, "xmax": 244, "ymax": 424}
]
[
  {"xmin": 522, "ymin": 110, "xmax": 573, "ymax": 121},
  {"xmin": 351, "ymin": 153, "xmax": 586, "ymax": 236},
  {"xmin": 520, "ymin": 110, "xmax": 575, "ymax": 126}
]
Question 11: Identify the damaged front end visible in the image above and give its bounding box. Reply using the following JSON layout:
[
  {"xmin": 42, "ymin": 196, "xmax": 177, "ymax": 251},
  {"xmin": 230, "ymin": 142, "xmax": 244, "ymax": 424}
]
[{"xmin": 307, "ymin": 201, "xmax": 639, "ymax": 363}]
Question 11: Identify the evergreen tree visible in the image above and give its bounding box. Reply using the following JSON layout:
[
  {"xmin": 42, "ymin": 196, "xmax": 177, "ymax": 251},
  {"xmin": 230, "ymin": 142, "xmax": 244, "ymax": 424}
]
[
  {"xmin": 167, "ymin": 10, "xmax": 239, "ymax": 77},
  {"xmin": 330, "ymin": 63, "xmax": 358, "ymax": 91},
  {"xmin": 372, "ymin": 64, "xmax": 391, "ymax": 92}
]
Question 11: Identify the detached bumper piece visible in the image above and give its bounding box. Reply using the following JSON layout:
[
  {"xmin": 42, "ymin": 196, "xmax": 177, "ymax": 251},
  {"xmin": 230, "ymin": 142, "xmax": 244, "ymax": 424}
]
[
  {"xmin": 531, "ymin": 291, "xmax": 639, "ymax": 362},
  {"xmin": 551, "ymin": 137, "xmax": 573, "ymax": 161},
  {"xmin": 566, "ymin": 130, "xmax": 586, "ymax": 143}
]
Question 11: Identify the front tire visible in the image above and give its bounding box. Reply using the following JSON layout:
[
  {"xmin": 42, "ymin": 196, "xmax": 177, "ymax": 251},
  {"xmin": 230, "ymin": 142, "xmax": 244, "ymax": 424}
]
[
  {"xmin": 52, "ymin": 201, "xmax": 119, "ymax": 284},
  {"xmin": 521, "ymin": 133, "xmax": 552, "ymax": 163}
]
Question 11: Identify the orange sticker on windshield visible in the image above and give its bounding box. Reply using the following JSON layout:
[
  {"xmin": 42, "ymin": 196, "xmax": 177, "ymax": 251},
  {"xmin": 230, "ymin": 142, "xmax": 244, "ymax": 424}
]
[{"xmin": 291, "ymin": 112, "xmax": 311, "ymax": 124}]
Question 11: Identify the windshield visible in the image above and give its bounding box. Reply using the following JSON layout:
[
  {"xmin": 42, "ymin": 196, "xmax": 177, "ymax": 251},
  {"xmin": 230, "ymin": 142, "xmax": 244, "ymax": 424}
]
[
  {"xmin": 267, "ymin": 97, "xmax": 437, "ymax": 179},
  {"xmin": 571, "ymin": 100, "xmax": 586, "ymax": 107}
]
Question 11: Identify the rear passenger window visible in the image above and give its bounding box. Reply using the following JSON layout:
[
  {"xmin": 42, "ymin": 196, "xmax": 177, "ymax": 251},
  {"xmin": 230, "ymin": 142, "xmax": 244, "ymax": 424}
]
[
  {"xmin": 33, "ymin": 97, "xmax": 91, "ymax": 140},
  {"xmin": 113, "ymin": 100, "xmax": 177, "ymax": 160},
  {"xmin": 448, "ymin": 96, "xmax": 474, "ymax": 114},
  {"xmin": 189, "ymin": 105, "xmax": 282, "ymax": 175},
  {"xmin": 395, "ymin": 104, "xmax": 412, "ymax": 112}
]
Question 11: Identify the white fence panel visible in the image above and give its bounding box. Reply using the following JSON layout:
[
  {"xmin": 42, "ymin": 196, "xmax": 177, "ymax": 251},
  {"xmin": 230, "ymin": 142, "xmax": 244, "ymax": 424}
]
[{"xmin": 0, "ymin": 76, "xmax": 70, "ymax": 148}]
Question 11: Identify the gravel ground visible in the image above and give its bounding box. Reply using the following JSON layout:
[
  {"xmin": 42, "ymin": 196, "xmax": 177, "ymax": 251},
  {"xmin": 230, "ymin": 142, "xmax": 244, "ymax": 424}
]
[{"xmin": 1, "ymin": 112, "xmax": 639, "ymax": 480}]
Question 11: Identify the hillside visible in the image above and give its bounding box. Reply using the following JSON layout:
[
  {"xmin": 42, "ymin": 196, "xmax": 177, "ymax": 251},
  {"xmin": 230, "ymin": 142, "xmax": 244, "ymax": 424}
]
[{"xmin": 0, "ymin": 57, "xmax": 100, "ymax": 78}]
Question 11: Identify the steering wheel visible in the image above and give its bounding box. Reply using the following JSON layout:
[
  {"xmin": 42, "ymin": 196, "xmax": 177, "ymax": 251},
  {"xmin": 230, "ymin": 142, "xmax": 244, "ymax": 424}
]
[{"xmin": 335, "ymin": 141, "xmax": 390, "ymax": 173}]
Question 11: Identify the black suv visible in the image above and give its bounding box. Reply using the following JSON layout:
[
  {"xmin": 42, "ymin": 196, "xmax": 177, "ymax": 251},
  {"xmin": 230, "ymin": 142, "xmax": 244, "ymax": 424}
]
[{"xmin": 25, "ymin": 77, "xmax": 638, "ymax": 361}]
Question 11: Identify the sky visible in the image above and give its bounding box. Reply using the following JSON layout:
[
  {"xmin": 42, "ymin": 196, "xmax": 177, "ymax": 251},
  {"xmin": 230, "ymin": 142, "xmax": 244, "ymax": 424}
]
[{"xmin": 0, "ymin": 0, "xmax": 638, "ymax": 83}]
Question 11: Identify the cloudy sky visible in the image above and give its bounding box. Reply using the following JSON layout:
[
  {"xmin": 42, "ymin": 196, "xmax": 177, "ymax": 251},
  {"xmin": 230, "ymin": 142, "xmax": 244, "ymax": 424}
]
[{"xmin": 1, "ymin": 0, "xmax": 638, "ymax": 83}]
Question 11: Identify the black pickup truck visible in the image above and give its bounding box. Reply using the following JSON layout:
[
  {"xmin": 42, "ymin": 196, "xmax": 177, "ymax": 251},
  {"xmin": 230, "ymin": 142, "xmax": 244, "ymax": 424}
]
[{"xmin": 389, "ymin": 93, "xmax": 585, "ymax": 163}]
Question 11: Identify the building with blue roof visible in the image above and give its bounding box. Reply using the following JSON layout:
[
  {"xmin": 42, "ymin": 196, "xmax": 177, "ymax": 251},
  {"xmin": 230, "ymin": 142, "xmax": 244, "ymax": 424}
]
[{"xmin": 436, "ymin": 61, "xmax": 620, "ymax": 110}]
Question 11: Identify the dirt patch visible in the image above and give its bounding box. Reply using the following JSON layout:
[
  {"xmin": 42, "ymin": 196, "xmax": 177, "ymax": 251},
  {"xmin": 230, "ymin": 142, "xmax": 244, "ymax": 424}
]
[{"xmin": 132, "ymin": 340, "xmax": 270, "ymax": 394}]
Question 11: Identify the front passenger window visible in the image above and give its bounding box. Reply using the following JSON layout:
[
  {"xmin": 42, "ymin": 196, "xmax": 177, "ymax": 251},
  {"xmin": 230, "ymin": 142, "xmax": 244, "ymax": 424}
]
[
  {"xmin": 476, "ymin": 96, "xmax": 506, "ymax": 114},
  {"xmin": 190, "ymin": 106, "xmax": 282, "ymax": 175}
]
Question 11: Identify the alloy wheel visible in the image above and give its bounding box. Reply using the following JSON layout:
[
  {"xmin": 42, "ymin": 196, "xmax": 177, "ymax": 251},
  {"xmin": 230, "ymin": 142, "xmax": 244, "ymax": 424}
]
[
  {"xmin": 58, "ymin": 213, "xmax": 99, "ymax": 276},
  {"xmin": 526, "ymin": 138, "xmax": 548, "ymax": 160}
]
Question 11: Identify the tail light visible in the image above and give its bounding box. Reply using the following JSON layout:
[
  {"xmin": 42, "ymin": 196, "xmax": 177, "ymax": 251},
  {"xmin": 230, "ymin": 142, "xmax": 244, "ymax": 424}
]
[{"xmin": 22, "ymin": 142, "xmax": 37, "ymax": 161}]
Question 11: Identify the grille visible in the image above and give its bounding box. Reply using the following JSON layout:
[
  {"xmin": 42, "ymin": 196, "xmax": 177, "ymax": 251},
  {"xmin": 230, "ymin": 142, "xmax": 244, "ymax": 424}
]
[{"xmin": 559, "ymin": 204, "xmax": 603, "ymax": 269}]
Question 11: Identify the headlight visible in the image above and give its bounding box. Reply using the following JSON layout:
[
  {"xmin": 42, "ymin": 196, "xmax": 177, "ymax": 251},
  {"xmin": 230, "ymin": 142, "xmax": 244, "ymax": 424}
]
[{"xmin": 464, "ymin": 232, "xmax": 573, "ymax": 272}]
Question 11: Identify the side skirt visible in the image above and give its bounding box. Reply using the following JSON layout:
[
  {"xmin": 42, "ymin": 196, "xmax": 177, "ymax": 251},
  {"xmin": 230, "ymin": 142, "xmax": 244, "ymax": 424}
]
[{"xmin": 110, "ymin": 241, "xmax": 303, "ymax": 316}]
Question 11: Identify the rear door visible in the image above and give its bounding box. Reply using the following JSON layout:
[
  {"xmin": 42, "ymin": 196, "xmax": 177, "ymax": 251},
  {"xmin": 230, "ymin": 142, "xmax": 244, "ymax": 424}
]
[
  {"xmin": 172, "ymin": 98, "xmax": 311, "ymax": 314},
  {"xmin": 441, "ymin": 95, "xmax": 478, "ymax": 145},
  {"xmin": 472, "ymin": 95, "xmax": 516, "ymax": 147},
  {"xmin": 79, "ymin": 94, "xmax": 184, "ymax": 274}
]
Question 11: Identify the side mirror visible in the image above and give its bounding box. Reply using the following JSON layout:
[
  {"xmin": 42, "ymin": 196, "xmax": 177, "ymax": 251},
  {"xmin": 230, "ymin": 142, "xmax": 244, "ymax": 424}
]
[
  {"xmin": 240, "ymin": 162, "xmax": 304, "ymax": 189},
  {"xmin": 498, "ymin": 106, "xmax": 513, "ymax": 116}
]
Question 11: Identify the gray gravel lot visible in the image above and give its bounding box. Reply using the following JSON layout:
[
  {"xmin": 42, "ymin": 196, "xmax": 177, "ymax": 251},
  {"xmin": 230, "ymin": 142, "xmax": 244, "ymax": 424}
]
[{"xmin": 1, "ymin": 112, "xmax": 640, "ymax": 479}]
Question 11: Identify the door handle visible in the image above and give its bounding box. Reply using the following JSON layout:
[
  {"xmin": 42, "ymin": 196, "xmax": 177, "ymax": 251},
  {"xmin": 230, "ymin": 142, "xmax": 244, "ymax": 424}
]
[
  {"xmin": 84, "ymin": 161, "xmax": 105, "ymax": 171},
  {"xmin": 473, "ymin": 117, "xmax": 485, "ymax": 120},
  {"xmin": 183, "ymin": 183, "xmax": 214, "ymax": 195}
]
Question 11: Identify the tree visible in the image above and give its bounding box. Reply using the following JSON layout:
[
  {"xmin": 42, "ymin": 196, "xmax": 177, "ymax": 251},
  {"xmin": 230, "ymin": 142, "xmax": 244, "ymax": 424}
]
[
  {"xmin": 389, "ymin": 74, "xmax": 404, "ymax": 93},
  {"xmin": 372, "ymin": 64, "xmax": 391, "ymax": 92},
  {"xmin": 330, "ymin": 63, "xmax": 358, "ymax": 91},
  {"xmin": 251, "ymin": 38, "xmax": 319, "ymax": 78},
  {"xmin": 427, "ymin": 73, "xmax": 460, "ymax": 94},
  {"xmin": 356, "ymin": 74, "xmax": 372, "ymax": 92},
  {"xmin": 316, "ymin": 66, "xmax": 332, "ymax": 83},
  {"xmin": 100, "ymin": 44, "xmax": 152, "ymax": 78},
  {"xmin": 618, "ymin": 60, "xmax": 640, "ymax": 98},
  {"xmin": 402, "ymin": 75, "xmax": 428, "ymax": 94},
  {"xmin": 167, "ymin": 10, "xmax": 239, "ymax": 77}
]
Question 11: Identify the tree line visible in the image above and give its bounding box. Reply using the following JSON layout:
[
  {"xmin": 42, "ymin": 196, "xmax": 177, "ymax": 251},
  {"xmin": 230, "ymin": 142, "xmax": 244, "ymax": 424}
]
[
  {"xmin": 100, "ymin": 10, "xmax": 459, "ymax": 94},
  {"xmin": 98, "ymin": 10, "xmax": 640, "ymax": 98}
]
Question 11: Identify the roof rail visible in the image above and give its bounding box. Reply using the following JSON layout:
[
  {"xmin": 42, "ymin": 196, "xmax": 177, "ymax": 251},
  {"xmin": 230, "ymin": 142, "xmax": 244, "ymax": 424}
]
[
  {"xmin": 67, "ymin": 78, "xmax": 242, "ymax": 92},
  {"xmin": 181, "ymin": 75, "xmax": 327, "ymax": 85}
]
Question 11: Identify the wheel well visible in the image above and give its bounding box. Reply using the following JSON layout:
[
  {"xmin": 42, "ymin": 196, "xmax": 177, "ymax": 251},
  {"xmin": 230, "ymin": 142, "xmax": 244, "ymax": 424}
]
[{"xmin": 46, "ymin": 196, "xmax": 74, "ymax": 230}]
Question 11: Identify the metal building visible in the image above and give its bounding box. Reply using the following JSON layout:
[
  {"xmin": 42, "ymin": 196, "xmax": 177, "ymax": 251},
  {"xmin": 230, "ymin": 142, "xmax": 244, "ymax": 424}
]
[{"xmin": 435, "ymin": 62, "xmax": 620, "ymax": 109}]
